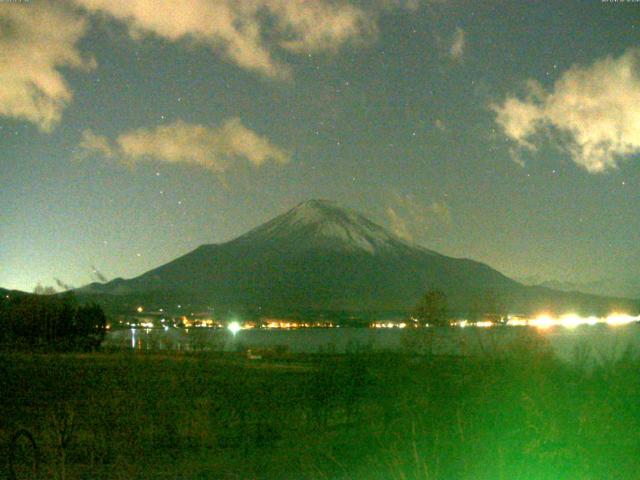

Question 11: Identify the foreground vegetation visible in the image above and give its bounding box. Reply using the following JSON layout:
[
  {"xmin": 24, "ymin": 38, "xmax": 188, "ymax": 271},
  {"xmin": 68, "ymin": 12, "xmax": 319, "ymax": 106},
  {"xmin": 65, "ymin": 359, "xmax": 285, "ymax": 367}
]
[
  {"xmin": 0, "ymin": 291, "xmax": 107, "ymax": 352},
  {"xmin": 1, "ymin": 334, "xmax": 640, "ymax": 479}
]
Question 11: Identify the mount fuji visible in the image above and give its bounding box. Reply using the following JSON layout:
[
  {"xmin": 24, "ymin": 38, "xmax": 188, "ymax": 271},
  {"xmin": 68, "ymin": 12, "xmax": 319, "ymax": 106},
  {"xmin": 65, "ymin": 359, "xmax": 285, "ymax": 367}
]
[{"xmin": 79, "ymin": 200, "xmax": 636, "ymax": 317}]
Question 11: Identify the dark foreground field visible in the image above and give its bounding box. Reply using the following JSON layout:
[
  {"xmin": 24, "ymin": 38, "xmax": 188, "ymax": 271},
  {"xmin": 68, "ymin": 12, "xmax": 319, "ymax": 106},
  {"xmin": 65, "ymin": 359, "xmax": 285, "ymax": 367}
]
[{"xmin": 2, "ymin": 333, "xmax": 640, "ymax": 479}]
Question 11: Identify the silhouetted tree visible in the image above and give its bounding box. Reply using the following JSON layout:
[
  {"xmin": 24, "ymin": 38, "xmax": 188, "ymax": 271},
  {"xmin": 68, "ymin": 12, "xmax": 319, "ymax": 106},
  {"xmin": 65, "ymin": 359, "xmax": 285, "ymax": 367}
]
[
  {"xmin": 468, "ymin": 289, "xmax": 508, "ymax": 322},
  {"xmin": 409, "ymin": 289, "xmax": 449, "ymax": 327},
  {"xmin": 33, "ymin": 283, "xmax": 57, "ymax": 295},
  {"xmin": 74, "ymin": 303, "xmax": 107, "ymax": 350}
]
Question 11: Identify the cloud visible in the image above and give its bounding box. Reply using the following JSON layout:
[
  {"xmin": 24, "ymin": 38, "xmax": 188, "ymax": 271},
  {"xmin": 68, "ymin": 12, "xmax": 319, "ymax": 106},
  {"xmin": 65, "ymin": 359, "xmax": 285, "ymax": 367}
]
[
  {"xmin": 54, "ymin": 278, "xmax": 74, "ymax": 291},
  {"xmin": 386, "ymin": 194, "xmax": 451, "ymax": 242},
  {"xmin": 71, "ymin": 0, "xmax": 412, "ymax": 79},
  {"xmin": 508, "ymin": 147, "xmax": 525, "ymax": 168},
  {"xmin": 0, "ymin": 3, "xmax": 95, "ymax": 131},
  {"xmin": 449, "ymin": 27, "xmax": 465, "ymax": 60},
  {"xmin": 77, "ymin": 129, "xmax": 114, "ymax": 158},
  {"xmin": 386, "ymin": 206, "xmax": 412, "ymax": 241},
  {"xmin": 78, "ymin": 118, "xmax": 290, "ymax": 172},
  {"xmin": 269, "ymin": 1, "xmax": 375, "ymax": 54},
  {"xmin": 91, "ymin": 265, "xmax": 108, "ymax": 283},
  {"xmin": 492, "ymin": 48, "xmax": 640, "ymax": 173},
  {"xmin": 0, "ymin": 1, "xmax": 419, "ymax": 129}
]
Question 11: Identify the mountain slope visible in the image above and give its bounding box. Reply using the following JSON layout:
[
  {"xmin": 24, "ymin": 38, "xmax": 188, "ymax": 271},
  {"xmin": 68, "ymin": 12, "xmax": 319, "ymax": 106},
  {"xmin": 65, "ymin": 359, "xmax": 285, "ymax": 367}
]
[
  {"xmin": 80, "ymin": 200, "xmax": 637, "ymax": 316},
  {"xmin": 517, "ymin": 276, "xmax": 640, "ymax": 300}
]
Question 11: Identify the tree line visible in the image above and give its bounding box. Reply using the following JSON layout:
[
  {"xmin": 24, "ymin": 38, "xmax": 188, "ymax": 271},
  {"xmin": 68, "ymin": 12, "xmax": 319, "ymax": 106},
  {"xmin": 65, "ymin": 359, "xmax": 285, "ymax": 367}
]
[
  {"xmin": 408, "ymin": 289, "xmax": 508, "ymax": 326},
  {"xmin": 0, "ymin": 291, "xmax": 107, "ymax": 351}
]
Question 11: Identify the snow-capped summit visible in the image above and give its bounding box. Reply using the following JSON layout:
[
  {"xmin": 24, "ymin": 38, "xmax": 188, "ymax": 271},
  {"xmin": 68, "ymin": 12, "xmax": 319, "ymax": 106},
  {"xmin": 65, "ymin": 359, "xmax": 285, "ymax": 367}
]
[{"xmin": 233, "ymin": 199, "xmax": 422, "ymax": 254}]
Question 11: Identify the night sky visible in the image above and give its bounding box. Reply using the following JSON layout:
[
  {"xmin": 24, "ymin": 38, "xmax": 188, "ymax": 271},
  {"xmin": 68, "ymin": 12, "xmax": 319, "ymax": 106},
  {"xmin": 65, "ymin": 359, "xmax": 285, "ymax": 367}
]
[{"xmin": 1, "ymin": 0, "xmax": 639, "ymax": 292}]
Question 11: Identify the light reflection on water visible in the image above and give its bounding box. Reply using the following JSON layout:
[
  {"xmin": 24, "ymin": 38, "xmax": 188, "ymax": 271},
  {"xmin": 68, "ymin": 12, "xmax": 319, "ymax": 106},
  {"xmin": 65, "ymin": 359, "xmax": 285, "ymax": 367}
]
[{"xmin": 104, "ymin": 323, "xmax": 640, "ymax": 363}]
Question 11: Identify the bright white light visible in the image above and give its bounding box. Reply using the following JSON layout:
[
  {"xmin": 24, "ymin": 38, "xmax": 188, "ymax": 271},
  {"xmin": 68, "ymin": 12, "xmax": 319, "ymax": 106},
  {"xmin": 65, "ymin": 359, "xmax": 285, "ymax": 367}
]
[
  {"xmin": 558, "ymin": 314, "xmax": 582, "ymax": 329},
  {"xmin": 581, "ymin": 316, "xmax": 600, "ymax": 326},
  {"xmin": 606, "ymin": 313, "xmax": 639, "ymax": 326},
  {"xmin": 228, "ymin": 321, "xmax": 242, "ymax": 335},
  {"xmin": 506, "ymin": 318, "xmax": 527, "ymax": 327},
  {"xmin": 476, "ymin": 321, "xmax": 493, "ymax": 328},
  {"xmin": 530, "ymin": 314, "xmax": 555, "ymax": 330},
  {"xmin": 556, "ymin": 313, "xmax": 600, "ymax": 329},
  {"xmin": 505, "ymin": 312, "xmax": 639, "ymax": 329}
]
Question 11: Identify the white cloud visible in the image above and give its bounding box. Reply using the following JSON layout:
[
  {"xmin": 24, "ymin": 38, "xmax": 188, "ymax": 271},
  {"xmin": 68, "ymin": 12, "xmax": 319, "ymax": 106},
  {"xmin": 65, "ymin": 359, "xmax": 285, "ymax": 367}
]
[
  {"xmin": 508, "ymin": 147, "xmax": 525, "ymax": 168},
  {"xmin": 0, "ymin": 0, "xmax": 421, "ymax": 130},
  {"xmin": 386, "ymin": 206, "xmax": 412, "ymax": 241},
  {"xmin": 269, "ymin": 1, "xmax": 375, "ymax": 54},
  {"xmin": 0, "ymin": 3, "xmax": 95, "ymax": 131},
  {"xmin": 386, "ymin": 194, "xmax": 451, "ymax": 242},
  {"xmin": 449, "ymin": 27, "xmax": 465, "ymax": 60},
  {"xmin": 77, "ymin": 129, "xmax": 114, "ymax": 158},
  {"xmin": 492, "ymin": 48, "xmax": 640, "ymax": 173},
  {"xmin": 78, "ymin": 118, "xmax": 290, "ymax": 172},
  {"xmin": 71, "ymin": 0, "xmax": 404, "ymax": 79}
]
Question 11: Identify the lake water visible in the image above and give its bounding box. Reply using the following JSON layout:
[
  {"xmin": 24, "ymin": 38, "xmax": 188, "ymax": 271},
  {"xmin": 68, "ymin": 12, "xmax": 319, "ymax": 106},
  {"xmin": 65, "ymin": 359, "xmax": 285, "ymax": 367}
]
[{"xmin": 104, "ymin": 323, "xmax": 640, "ymax": 364}]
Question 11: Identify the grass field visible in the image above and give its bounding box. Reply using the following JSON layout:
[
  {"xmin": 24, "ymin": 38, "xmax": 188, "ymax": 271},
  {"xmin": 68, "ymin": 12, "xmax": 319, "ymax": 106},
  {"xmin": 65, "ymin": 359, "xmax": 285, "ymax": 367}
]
[{"xmin": 2, "ymin": 332, "xmax": 640, "ymax": 479}]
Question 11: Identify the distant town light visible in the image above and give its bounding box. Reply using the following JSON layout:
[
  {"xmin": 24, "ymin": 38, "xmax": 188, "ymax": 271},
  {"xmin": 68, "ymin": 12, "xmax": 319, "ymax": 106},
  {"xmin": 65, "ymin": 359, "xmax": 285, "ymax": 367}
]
[
  {"xmin": 606, "ymin": 313, "xmax": 638, "ymax": 326},
  {"xmin": 530, "ymin": 314, "xmax": 554, "ymax": 330},
  {"xmin": 506, "ymin": 317, "xmax": 527, "ymax": 327},
  {"xmin": 505, "ymin": 312, "xmax": 639, "ymax": 329},
  {"xmin": 136, "ymin": 306, "xmax": 143, "ymax": 313},
  {"xmin": 476, "ymin": 321, "xmax": 493, "ymax": 328},
  {"xmin": 557, "ymin": 314, "xmax": 582, "ymax": 329},
  {"xmin": 228, "ymin": 321, "xmax": 242, "ymax": 335}
]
